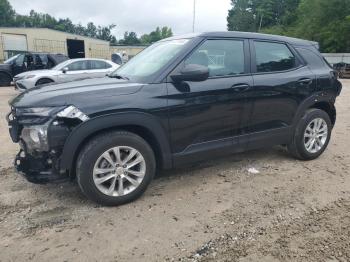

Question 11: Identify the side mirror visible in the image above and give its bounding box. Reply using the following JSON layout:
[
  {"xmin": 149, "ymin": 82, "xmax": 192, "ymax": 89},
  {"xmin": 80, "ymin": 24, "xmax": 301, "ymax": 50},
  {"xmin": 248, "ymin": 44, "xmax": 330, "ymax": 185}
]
[
  {"xmin": 171, "ymin": 64, "xmax": 209, "ymax": 83},
  {"xmin": 62, "ymin": 67, "xmax": 69, "ymax": 73}
]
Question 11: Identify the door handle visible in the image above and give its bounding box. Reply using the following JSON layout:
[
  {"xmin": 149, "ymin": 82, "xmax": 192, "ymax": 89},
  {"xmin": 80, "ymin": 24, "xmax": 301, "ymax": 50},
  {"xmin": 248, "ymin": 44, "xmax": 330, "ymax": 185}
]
[
  {"xmin": 298, "ymin": 78, "xmax": 313, "ymax": 85},
  {"xmin": 232, "ymin": 83, "xmax": 250, "ymax": 92}
]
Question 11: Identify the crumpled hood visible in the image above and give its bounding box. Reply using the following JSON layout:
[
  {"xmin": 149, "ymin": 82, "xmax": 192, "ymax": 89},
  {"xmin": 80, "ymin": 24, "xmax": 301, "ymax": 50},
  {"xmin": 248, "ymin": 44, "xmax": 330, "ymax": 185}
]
[{"xmin": 10, "ymin": 77, "xmax": 145, "ymax": 113}]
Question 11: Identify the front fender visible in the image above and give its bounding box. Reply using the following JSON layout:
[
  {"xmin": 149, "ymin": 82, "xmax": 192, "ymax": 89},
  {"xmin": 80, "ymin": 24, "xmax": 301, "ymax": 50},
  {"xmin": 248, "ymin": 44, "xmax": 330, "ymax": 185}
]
[{"xmin": 59, "ymin": 112, "xmax": 172, "ymax": 173}]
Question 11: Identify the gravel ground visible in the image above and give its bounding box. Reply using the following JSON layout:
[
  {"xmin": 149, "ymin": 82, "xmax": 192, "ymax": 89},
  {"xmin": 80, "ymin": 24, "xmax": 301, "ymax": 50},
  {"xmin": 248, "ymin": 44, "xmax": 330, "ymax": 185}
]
[{"xmin": 0, "ymin": 80, "xmax": 349, "ymax": 262}]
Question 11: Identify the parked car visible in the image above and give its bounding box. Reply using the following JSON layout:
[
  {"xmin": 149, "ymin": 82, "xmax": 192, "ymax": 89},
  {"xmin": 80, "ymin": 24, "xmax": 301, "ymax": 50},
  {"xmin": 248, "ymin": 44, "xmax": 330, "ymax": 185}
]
[
  {"xmin": 333, "ymin": 62, "xmax": 350, "ymax": 78},
  {"xmin": 0, "ymin": 52, "xmax": 68, "ymax": 86},
  {"xmin": 14, "ymin": 58, "xmax": 119, "ymax": 91},
  {"xmin": 7, "ymin": 32, "xmax": 342, "ymax": 206}
]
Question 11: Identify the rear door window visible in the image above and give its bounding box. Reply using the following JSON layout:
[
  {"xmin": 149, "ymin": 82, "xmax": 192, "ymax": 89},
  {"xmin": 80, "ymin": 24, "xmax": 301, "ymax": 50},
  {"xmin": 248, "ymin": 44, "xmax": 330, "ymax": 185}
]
[
  {"xmin": 254, "ymin": 41, "xmax": 296, "ymax": 72},
  {"xmin": 67, "ymin": 61, "xmax": 89, "ymax": 71},
  {"xmin": 34, "ymin": 54, "xmax": 49, "ymax": 68},
  {"xmin": 90, "ymin": 60, "xmax": 111, "ymax": 69}
]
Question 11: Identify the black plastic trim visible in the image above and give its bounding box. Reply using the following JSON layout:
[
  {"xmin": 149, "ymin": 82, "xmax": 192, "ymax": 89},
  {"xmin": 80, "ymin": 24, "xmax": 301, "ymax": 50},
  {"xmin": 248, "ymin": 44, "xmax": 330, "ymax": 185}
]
[{"xmin": 60, "ymin": 112, "xmax": 173, "ymax": 173}]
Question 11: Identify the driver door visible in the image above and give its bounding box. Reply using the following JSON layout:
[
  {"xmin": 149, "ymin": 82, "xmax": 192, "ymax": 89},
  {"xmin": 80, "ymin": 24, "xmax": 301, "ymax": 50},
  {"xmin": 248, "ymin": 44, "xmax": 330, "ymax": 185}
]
[
  {"xmin": 12, "ymin": 54, "xmax": 25, "ymax": 76},
  {"xmin": 59, "ymin": 60, "xmax": 89, "ymax": 83},
  {"xmin": 167, "ymin": 38, "xmax": 253, "ymax": 165}
]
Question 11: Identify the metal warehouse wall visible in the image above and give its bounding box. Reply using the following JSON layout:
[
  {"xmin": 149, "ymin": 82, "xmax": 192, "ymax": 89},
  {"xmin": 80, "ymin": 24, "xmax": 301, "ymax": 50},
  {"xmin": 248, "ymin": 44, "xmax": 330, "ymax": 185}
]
[
  {"xmin": 0, "ymin": 27, "xmax": 110, "ymax": 61},
  {"xmin": 110, "ymin": 45, "xmax": 146, "ymax": 58},
  {"xmin": 322, "ymin": 53, "xmax": 350, "ymax": 65}
]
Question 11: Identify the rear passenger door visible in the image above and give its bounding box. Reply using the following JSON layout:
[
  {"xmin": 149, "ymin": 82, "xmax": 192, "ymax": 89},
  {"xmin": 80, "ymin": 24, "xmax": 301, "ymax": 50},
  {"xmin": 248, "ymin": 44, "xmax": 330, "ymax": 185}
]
[
  {"xmin": 246, "ymin": 40, "xmax": 316, "ymax": 149},
  {"xmin": 88, "ymin": 60, "xmax": 113, "ymax": 78}
]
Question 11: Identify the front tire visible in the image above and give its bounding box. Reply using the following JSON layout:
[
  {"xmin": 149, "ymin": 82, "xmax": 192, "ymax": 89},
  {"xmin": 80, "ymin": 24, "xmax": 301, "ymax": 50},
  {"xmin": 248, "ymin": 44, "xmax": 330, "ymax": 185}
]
[
  {"xmin": 76, "ymin": 131, "xmax": 156, "ymax": 206},
  {"xmin": 288, "ymin": 109, "xmax": 332, "ymax": 160}
]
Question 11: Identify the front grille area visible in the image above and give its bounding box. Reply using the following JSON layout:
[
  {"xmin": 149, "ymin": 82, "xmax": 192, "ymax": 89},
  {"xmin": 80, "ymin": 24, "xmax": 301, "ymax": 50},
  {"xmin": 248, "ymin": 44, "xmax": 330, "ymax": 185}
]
[{"xmin": 15, "ymin": 82, "xmax": 26, "ymax": 90}]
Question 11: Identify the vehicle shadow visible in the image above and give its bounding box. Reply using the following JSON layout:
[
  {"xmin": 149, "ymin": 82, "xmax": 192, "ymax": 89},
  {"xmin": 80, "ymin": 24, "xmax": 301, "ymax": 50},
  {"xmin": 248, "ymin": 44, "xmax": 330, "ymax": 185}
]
[
  {"xmin": 156, "ymin": 145, "xmax": 292, "ymax": 180},
  {"xmin": 22, "ymin": 145, "xmax": 293, "ymax": 207}
]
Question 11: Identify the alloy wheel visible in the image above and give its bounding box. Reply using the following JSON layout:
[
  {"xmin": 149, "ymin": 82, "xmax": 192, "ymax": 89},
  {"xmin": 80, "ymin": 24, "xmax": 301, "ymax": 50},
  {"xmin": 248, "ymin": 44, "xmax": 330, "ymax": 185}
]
[
  {"xmin": 92, "ymin": 146, "xmax": 146, "ymax": 197},
  {"xmin": 303, "ymin": 118, "xmax": 328, "ymax": 154}
]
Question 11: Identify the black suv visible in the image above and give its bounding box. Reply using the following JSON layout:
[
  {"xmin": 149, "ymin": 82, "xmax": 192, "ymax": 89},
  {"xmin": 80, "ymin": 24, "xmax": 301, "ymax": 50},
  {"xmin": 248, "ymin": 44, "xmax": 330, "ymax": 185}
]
[
  {"xmin": 7, "ymin": 32, "xmax": 342, "ymax": 206},
  {"xmin": 0, "ymin": 52, "xmax": 68, "ymax": 86}
]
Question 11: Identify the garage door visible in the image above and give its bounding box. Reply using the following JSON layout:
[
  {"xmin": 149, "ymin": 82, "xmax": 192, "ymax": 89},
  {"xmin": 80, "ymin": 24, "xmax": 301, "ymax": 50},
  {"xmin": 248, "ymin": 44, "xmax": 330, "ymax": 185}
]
[{"xmin": 2, "ymin": 34, "xmax": 28, "ymax": 51}]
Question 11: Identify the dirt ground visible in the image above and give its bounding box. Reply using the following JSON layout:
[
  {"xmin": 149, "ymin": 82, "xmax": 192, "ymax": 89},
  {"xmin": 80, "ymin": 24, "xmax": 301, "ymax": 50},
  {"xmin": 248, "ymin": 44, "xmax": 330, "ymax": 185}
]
[{"xmin": 0, "ymin": 80, "xmax": 349, "ymax": 262}]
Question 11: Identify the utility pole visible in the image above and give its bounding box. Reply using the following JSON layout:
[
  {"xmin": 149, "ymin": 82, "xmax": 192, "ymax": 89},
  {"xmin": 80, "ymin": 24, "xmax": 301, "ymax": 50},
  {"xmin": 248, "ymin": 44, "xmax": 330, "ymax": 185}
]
[
  {"xmin": 259, "ymin": 13, "xmax": 264, "ymax": 32},
  {"xmin": 192, "ymin": 0, "xmax": 196, "ymax": 33}
]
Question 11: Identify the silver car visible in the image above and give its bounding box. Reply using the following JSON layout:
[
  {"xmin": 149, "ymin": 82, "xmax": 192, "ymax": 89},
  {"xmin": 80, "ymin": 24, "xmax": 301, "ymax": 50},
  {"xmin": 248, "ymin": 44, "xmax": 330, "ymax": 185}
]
[{"xmin": 14, "ymin": 58, "xmax": 119, "ymax": 91}]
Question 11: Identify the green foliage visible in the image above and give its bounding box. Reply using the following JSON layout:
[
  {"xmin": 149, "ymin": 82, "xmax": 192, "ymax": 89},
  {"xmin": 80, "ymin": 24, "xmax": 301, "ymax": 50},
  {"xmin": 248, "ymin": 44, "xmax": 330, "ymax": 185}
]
[
  {"xmin": 0, "ymin": 0, "xmax": 15, "ymax": 26},
  {"xmin": 139, "ymin": 26, "xmax": 173, "ymax": 44},
  {"xmin": 227, "ymin": 0, "xmax": 350, "ymax": 52},
  {"xmin": 227, "ymin": 0, "xmax": 300, "ymax": 32},
  {"xmin": 291, "ymin": 0, "xmax": 350, "ymax": 52},
  {"xmin": 119, "ymin": 31, "xmax": 141, "ymax": 45},
  {"xmin": 0, "ymin": 0, "xmax": 172, "ymax": 45}
]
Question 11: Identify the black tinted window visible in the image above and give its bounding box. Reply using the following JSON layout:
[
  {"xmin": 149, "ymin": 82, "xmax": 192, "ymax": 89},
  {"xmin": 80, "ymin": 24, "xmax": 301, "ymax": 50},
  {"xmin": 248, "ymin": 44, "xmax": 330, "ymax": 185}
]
[
  {"xmin": 34, "ymin": 54, "xmax": 48, "ymax": 67},
  {"xmin": 254, "ymin": 42, "xmax": 295, "ymax": 72},
  {"xmin": 296, "ymin": 48, "xmax": 328, "ymax": 69},
  {"xmin": 90, "ymin": 60, "xmax": 111, "ymax": 69},
  {"xmin": 67, "ymin": 61, "xmax": 89, "ymax": 71},
  {"xmin": 15, "ymin": 54, "xmax": 24, "ymax": 66},
  {"xmin": 186, "ymin": 39, "xmax": 245, "ymax": 77}
]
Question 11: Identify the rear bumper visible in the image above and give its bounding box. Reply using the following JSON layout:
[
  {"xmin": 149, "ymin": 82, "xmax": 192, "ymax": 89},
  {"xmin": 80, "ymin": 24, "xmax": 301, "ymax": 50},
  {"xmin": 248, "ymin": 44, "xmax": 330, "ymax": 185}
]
[{"xmin": 14, "ymin": 149, "xmax": 69, "ymax": 184}]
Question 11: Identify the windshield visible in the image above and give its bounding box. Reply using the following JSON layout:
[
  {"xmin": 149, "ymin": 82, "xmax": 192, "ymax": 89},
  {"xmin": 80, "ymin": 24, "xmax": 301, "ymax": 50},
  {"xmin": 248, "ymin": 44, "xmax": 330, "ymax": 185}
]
[
  {"xmin": 110, "ymin": 39, "xmax": 189, "ymax": 82},
  {"xmin": 4, "ymin": 54, "xmax": 19, "ymax": 64}
]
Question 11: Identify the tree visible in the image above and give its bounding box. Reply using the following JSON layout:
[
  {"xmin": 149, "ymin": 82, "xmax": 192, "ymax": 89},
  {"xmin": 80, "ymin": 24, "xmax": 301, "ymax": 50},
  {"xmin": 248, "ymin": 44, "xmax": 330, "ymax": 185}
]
[
  {"xmin": 291, "ymin": 0, "xmax": 350, "ymax": 52},
  {"xmin": 96, "ymin": 24, "xmax": 117, "ymax": 43},
  {"xmin": 227, "ymin": 0, "xmax": 350, "ymax": 52},
  {"xmin": 119, "ymin": 31, "xmax": 140, "ymax": 45},
  {"xmin": 227, "ymin": 0, "xmax": 300, "ymax": 32},
  {"xmin": 140, "ymin": 26, "xmax": 173, "ymax": 44},
  {"xmin": 0, "ymin": 0, "xmax": 15, "ymax": 26},
  {"xmin": 227, "ymin": 0, "xmax": 256, "ymax": 32},
  {"xmin": 86, "ymin": 22, "xmax": 97, "ymax": 38}
]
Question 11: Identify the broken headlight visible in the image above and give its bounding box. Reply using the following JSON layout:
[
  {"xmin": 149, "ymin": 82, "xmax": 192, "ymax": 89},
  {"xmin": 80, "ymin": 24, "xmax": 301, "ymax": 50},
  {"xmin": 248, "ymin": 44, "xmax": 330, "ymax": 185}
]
[
  {"xmin": 15, "ymin": 107, "xmax": 65, "ymax": 125},
  {"xmin": 19, "ymin": 106, "xmax": 89, "ymax": 152},
  {"xmin": 21, "ymin": 122, "xmax": 50, "ymax": 152}
]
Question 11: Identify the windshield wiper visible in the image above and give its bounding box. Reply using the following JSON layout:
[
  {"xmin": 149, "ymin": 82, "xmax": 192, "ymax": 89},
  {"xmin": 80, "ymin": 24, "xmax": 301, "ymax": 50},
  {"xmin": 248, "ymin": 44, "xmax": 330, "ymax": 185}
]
[{"xmin": 109, "ymin": 74, "xmax": 129, "ymax": 80}]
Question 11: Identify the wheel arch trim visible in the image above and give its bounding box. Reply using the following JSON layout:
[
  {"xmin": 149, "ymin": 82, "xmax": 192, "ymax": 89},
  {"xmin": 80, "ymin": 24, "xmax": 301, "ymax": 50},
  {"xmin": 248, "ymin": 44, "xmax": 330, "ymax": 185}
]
[
  {"xmin": 293, "ymin": 93, "xmax": 336, "ymax": 127},
  {"xmin": 35, "ymin": 77, "xmax": 55, "ymax": 86},
  {"xmin": 59, "ymin": 112, "xmax": 173, "ymax": 173}
]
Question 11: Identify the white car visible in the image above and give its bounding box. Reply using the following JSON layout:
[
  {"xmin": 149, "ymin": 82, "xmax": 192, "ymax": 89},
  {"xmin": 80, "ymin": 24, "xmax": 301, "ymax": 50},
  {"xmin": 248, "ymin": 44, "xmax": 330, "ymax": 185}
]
[{"xmin": 14, "ymin": 58, "xmax": 119, "ymax": 91}]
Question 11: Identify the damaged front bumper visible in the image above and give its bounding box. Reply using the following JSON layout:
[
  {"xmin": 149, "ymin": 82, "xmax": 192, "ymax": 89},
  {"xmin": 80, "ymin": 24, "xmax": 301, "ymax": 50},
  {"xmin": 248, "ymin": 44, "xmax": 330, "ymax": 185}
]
[
  {"xmin": 7, "ymin": 105, "xmax": 89, "ymax": 184},
  {"xmin": 14, "ymin": 149, "xmax": 69, "ymax": 184}
]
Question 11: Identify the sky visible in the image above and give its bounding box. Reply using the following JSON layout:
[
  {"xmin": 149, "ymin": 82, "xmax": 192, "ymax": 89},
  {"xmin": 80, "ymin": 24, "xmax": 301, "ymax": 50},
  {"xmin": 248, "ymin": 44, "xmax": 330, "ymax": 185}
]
[{"xmin": 9, "ymin": 0, "xmax": 232, "ymax": 39}]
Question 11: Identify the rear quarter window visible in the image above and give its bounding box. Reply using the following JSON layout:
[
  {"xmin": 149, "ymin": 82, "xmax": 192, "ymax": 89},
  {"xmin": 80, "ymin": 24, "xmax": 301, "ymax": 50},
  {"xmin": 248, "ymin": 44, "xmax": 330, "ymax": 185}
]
[{"xmin": 296, "ymin": 48, "xmax": 329, "ymax": 69}]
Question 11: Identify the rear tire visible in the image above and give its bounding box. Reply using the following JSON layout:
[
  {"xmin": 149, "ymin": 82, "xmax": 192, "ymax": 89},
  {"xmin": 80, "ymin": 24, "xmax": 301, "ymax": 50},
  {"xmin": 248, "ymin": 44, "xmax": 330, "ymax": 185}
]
[
  {"xmin": 76, "ymin": 131, "xmax": 156, "ymax": 206},
  {"xmin": 35, "ymin": 78, "xmax": 54, "ymax": 86},
  {"xmin": 288, "ymin": 109, "xmax": 332, "ymax": 160},
  {"xmin": 0, "ymin": 72, "xmax": 12, "ymax": 87}
]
